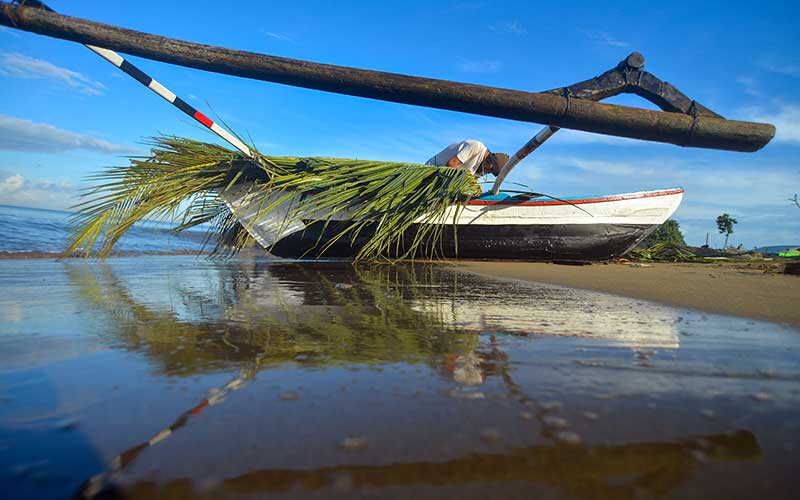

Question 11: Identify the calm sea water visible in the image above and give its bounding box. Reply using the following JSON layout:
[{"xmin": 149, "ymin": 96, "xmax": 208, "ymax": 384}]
[
  {"xmin": 1, "ymin": 256, "xmax": 798, "ymax": 499},
  {"xmin": 0, "ymin": 205, "xmax": 210, "ymax": 255}
]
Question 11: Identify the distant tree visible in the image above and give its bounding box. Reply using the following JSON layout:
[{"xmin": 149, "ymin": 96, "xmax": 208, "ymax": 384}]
[
  {"xmin": 716, "ymin": 213, "xmax": 738, "ymax": 249},
  {"xmin": 643, "ymin": 219, "xmax": 686, "ymax": 247}
]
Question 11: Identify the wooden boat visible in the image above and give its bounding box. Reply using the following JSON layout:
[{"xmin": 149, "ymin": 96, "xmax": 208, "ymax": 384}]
[{"xmin": 225, "ymin": 187, "xmax": 684, "ymax": 261}]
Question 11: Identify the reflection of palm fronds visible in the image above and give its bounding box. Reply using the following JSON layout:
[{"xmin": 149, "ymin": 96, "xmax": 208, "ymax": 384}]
[
  {"xmin": 65, "ymin": 261, "xmax": 475, "ymax": 374},
  {"xmin": 66, "ymin": 136, "xmax": 481, "ymax": 260}
]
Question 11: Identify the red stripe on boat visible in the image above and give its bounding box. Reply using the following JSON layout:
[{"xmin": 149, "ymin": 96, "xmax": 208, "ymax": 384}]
[
  {"xmin": 468, "ymin": 188, "xmax": 684, "ymax": 207},
  {"xmin": 193, "ymin": 111, "xmax": 214, "ymax": 128}
]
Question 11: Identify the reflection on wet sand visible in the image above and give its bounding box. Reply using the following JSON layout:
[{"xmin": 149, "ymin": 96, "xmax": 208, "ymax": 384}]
[
  {"xmin": 53, "ymin": 260, "xmax": 784, "ymax": 499},
  {"xmin": 410, "ymin": 278, "xmax": 681, "ymax": 349},
  {"xmin": 67, "ymin": 261, "xmax": 681, "ymax": 374},
  {"xmin": 123, "ymin": 431, "xmax": 758, "ymax": 500},
  {"xmin": 3, "ymin": 257, "xmax": 798, "ymax": 499}
]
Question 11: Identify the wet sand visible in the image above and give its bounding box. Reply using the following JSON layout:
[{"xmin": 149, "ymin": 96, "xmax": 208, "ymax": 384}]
[
  {"xmin": 457, "ymin": 261, "xmax": 800, "ymax": 327},
  {"xmin": 1, "ymin": 256, "xmax": 799, "ymax": 499}
]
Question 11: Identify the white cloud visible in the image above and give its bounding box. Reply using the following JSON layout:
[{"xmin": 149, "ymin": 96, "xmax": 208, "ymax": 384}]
[
  {"xmin": 758, "ymin": 60, "xmax": 800, "ymax": 77},
  {"xmin": 264, "ymin": 31, "xmax": 295, "ymax": 43},
  {"xmin": 679, "ymin": 169, "xmax": 800, "ymax": 202},
  {"xmin": 735, "ymin": 76, "xmax": 760, "ymax": 97},
  {"xmin": 674, "ymin": 202, "xmax": 800, "ymax": 248},
  {"xmin": 566, "ymin": 157, "xmax": 659, "ymax": 177},
  {"xmin": 541, "ymin": 155, "xmax": 798, "ymax": 203},
  {"xmin": 255, "ymin": 142, "xmax": 282, "ymax": 151},
  {"xmin": 0, "ymin": 174, "xmax": 25, "ymax": 194},
  {"xmin": 0, "ymin": 172, "xmax": 76, "ymax": 210},
  {"xmin": 457, "ymin": 59, "xmax": 503, "ymax": 73},
  {"xmin": 584, "ymin": 30, "xmax": 629, "ymax": 48},
  {"xmin": 515, "ymin": 153, "xmax": 799, "ymax": 247},
  {"xmin": 489, "ymin": 20, "xmax": 527, "ymax": 35},
  {"xmin": 33, "ymin": 178, "xmax": 74, "ymax": 192},
  {"xmin": 0, "ymin": 51, "xmax": 105, "ymax": 95},
  {"xmin": 0, "ymin": 114, "xmax": 139, "ymax": 154},
  {"xmin": 741, "ymin": 103, "xmax": 800, "ymax": 143}
]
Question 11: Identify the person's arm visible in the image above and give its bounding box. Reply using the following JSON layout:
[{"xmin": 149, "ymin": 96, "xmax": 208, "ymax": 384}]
[{"xmin": 445, "ymin": 156, "xmax": 463, "ymax": 168}]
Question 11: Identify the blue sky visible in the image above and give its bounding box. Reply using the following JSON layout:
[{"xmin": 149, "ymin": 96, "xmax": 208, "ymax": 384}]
[{"xmin": 0, "ymin": 0, "xmax": 798, "ymax": 248}]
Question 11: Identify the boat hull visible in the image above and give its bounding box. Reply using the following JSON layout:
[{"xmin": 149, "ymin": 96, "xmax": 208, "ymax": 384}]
[
  {"xmin": 223, "ymin": 187, "xmax": 684, "ymax": 261},
  {"xmin": 270, "ymin": 221, "xmax": 658, "ymax": 260}
]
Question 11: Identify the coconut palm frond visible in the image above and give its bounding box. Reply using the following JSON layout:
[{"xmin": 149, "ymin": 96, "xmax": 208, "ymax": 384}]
[
  {"xmin": 66, "ymin": 136, "xmax": 264, "ymax": 257},
  {"xmin": 66, "ymin": 135, "xmax": 481, "ymax": 260}
]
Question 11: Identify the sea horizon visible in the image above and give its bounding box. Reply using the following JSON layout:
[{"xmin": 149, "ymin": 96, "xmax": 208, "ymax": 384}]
[{"xmin": 0, "ymin": 204, "xmax": 213, "ymax": 256}]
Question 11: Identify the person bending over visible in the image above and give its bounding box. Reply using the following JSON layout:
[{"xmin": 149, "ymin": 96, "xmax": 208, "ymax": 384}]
[{"xmin": 426, "ymin": 140, "xmax": 509, "ymax": 178}]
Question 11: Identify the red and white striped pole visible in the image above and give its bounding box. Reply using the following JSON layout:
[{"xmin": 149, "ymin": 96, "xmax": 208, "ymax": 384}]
[
  {"xmin": 18, "ymin": 1, "xmax": 253, "ymax": 158},
  {"xmin": 79, "ymin": 367, "xmax": 255, "ymax": 498}
]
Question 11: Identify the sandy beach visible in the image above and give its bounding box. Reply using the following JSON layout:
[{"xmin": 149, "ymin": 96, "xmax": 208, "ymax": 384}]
[{"xmin": 456, "ymin": 260, "xmax": 800, "ymax": 327}]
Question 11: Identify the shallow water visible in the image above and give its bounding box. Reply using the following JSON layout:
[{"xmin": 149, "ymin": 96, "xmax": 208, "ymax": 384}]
[
  {"xmin": 0, "ymin": 205, "xmax": 209, "ymax": 256},
  {"xmin": 1, "ymin": 256, "xmax": 798, "ymax": 499}
]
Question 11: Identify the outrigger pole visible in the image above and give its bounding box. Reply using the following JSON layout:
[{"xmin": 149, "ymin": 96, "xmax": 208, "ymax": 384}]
[
  {"xmin": 0, "ymin": 1, "xmax": 775, "ymax": 153},
  {"xmin": 12, "ymin": 1, "xmax": 253, "ymax": 158},
  {"xmin": 78, "ymin": 362, "xmax": 262, "ymax": 498}
]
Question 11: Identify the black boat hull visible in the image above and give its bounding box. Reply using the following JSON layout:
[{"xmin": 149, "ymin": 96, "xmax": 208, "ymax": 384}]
[{"xmin": 269, "ymin": 222, "xmax": 658, "ymax": 261}]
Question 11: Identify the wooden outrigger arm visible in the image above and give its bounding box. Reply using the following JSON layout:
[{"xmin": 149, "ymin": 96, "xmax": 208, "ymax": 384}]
[
  {"xmin": 0, "ymin": 1, "xmax": 775, "ymax": 153},
  {"xmin": 492, "ymin": 52, "xmax": 722, "ymax": 194}
]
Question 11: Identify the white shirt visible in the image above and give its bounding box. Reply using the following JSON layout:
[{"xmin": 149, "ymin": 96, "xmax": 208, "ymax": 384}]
[{"xmin": 425, "ymin": 140, "xmax": 488, "ymax": 175}]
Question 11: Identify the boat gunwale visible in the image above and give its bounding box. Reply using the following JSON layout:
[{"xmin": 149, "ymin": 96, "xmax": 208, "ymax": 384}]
[{"xmin": 468, "ymin": 188, "xmax": 684, "ymax": 207}]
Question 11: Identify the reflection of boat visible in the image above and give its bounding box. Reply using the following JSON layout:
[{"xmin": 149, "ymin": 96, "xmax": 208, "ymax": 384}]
[
  {"xmin": 410, "ymin": 281, "xmax": 681, "ymax": 349},
  {"xmin": 64, "ymin": 261, "xmax": 681, "ymax": 378},
  {"xmin": 243, "ymin": 263, "xmax": 682, "ymax": 349},
  {"xmin": 225, "ymin": 188, "xmax": 684, "ymax": 260}
]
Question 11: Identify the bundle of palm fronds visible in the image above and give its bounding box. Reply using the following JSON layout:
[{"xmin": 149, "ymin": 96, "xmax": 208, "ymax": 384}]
[
  {"xmin": 628, "ymin": 243, "xmax": 707, "ymax": 263},
  {"xmin": 66, "ymin": 135, "xmax": 481, "ymax": 261}
]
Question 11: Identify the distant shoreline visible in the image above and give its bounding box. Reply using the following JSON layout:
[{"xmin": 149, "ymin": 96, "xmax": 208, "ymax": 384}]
[
  {"xmin": 0, "ymin": 250, "xmax": 210, "ymax": 259},
  {"xmin": 455, "ymin": 260, "xmax": 800, "ymax": 327}
]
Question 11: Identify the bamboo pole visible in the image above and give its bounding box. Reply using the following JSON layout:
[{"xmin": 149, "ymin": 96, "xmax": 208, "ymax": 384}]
[
  {"xmin": 0, "ymin": 2, "xmax": 775, "ymax": 152},
  {"xmin": 492, "ymin": 126, "xmax": 558, "ymax": 195}
]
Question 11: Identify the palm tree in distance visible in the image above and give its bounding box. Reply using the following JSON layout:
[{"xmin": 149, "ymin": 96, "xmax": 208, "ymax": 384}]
[{"xmin": 716, "ymin": 213, "xmax": 738, "ymax": 249}]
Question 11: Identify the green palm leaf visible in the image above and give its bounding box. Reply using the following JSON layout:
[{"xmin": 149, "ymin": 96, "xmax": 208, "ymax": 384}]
[{"xmin": 66, "ymin": 135, "xmax": 481, "ymax": 261}]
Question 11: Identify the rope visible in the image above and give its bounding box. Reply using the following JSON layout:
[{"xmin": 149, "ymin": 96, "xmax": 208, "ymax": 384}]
[
  {"xmin": 687, "ymin": 101, "xmax": 700, "ymax": 147},
  {"xmin": 561, "ymin": 88, "xmax": 572, "ymax": 118}
]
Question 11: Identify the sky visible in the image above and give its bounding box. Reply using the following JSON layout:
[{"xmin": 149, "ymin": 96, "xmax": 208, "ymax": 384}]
[{"xmin": 0, "ymin": 0, "xmax": 798, "ymax": 248}]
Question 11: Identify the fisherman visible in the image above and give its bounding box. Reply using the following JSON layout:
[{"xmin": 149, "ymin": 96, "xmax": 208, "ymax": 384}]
[{"xmin": 426, "ymin": 140, "xmax": 509, "ymax": 178}]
